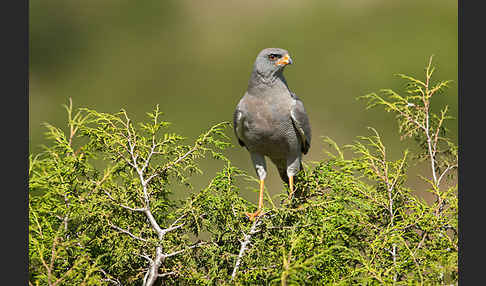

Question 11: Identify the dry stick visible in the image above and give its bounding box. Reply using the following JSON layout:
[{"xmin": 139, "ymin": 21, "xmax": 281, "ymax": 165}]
[
  {"xmin": 115, "ymin": 124, "xmax": 167, "ymax": 286},
  {"xmin": 144, "ymin": 242, "xmax": 206, "ymax": 286},
  {"xmin": 109, "ymin": 222, "xmax": 148, "ymax": 242},
  {"xmin": 423, "ymin": 58, "xmax": 439, "ymax": 189},
  {"xmin": 231, "ymin": 216, "xmax": 262, "ymax": 280},
  {"xmin": 99, "ymin": 268, "xmax": 122, "ymax": 286},
  {"xmin": 115, "ymin": 116, "xmax": 212, "ymax": 286},
  {"xmin": 143, "ymin": 246, "xmax": 164, "ymax": 286},
  {"xmin": 133, "ymin": 143, "xmax": 197, "ymax": 284},
  {"xmin": 159, "ymin": 271, "xmax": 176, "ymax": 278},
  {"xmin": 371, "ymin": 136, "xmax": 406, "ymax": 283},
  {"xmin": 422, "ymin": 61, "xmax": 453, "ymax": 218},
  {"xmin": 423, "ymin": 58, "xmax": 450, "ymax": 282},
  {"xmin": 437, "ymin": 164, "xmax": 457, "ymax": 187}
]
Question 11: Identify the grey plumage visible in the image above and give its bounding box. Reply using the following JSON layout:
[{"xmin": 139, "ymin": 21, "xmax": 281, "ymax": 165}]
[{"xmin": 233, "ymin": 48, "xmax": 311, "ymax": 203}]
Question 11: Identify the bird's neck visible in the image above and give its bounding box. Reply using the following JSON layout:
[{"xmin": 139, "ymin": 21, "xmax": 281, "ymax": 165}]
[{"xmin": 248, "ymin": 69, "xmax": 289, "ymax": 95}]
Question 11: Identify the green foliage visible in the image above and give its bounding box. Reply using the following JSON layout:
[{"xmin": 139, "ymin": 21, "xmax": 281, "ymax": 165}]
[{"xmin": 29, "ymin": 58, "xmax": 457, "ymax": 285}]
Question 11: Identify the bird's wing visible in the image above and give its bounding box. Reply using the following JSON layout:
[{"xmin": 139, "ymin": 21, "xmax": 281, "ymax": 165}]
[
  {"xmin": 290, "ymin": 92, "xmax": 311, "ymax": 154},
  {"xmin": 233, "ymin": 106, "xmax": 246, "ymax": 147}
]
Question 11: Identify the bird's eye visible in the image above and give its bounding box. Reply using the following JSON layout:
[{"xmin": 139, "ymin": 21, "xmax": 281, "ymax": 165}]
[{"xmin": 268, "ymin": 54, "xmax": 281, "ymax": 60}]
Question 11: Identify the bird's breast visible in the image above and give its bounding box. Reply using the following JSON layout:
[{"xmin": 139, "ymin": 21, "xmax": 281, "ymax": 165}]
[{"xmin": 241, "ymin": 96, "xmax": 299, "ymax": 156}]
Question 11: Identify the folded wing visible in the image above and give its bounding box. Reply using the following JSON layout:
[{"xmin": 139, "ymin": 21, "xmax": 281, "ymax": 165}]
[{"xmin": 290, "ymin": 92, "xmax": 311, "ymax": 154}]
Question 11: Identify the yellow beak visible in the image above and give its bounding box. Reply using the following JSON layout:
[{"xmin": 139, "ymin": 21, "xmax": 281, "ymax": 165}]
[{"xmin": 276, "ymin": 54, "xmax": 293, "ymax": 66}]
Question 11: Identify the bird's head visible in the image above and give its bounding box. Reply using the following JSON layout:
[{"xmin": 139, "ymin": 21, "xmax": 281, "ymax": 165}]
[{"xmin": 253, "ymin": 48, "xmax": 293, "ymax": 80}]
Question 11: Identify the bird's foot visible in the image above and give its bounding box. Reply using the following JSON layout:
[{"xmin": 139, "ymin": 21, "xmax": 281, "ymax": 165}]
[{"xmin": 245, "ymin": 210, "xmax": 261, "ymax": 221}]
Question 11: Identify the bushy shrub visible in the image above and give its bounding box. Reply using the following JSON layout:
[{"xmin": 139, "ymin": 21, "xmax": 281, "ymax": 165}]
[{"xmin": 29, "ymin": 57, "xmax": 457, "ymax": 285}]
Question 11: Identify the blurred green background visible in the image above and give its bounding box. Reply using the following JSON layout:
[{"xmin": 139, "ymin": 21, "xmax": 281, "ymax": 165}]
[{"xmin": 29, "ymin": 0, "xmax": 457, "ymax": 203}]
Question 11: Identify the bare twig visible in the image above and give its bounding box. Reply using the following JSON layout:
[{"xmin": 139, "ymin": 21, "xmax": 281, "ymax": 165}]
[
  {"xmin": 139, "ymin": 253, "xmax": 154, "ymax": 263},
  {"xmin": 159, "ymin": 271, "xmax": 176, "ymax": 278},
  {"xmin": 103, "ymin": 189, "xmax": 145, "ymax": 212},
  {"xmin": 437, "ymin": 164, "xmax": 457, "ymax": 187},
  {"xmin": 104, "ymin": 113, "xmax": 224, "ymax": 286},
  {"xmin": 231, "ymin": 216, "xmax": 263, "ymax": 280},
  {"xmin": 169, "ymin": 213, "xmax": 187, "ymax": 229},
  {"xmin": 99, "ymin": 268, "xmax": 122, "ymax": 286},
  {"xmin": 162, "ymin": 145, "xmax": 198, "ymax": 174},
  {"xmin": 164, "ymin": 242, "xmax": 208, "ymax": 258},
  {"xmin": 109, "ymin": 222, "xmax": 148, "ymax": 242},
  {"xmin": 143, "ymin": 246, "xmax": 164, "ymax": 286},
  {"xmin": 143, "ymin": 242, "xmax": 206, "ymax": 286}
]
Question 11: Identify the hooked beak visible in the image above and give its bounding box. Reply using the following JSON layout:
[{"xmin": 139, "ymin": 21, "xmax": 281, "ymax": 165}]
[{"xmin": 276, "ymin": 54, "xmax": 293, "ymax": 66}]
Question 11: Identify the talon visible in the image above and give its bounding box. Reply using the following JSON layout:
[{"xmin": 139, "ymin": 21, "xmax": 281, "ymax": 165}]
[{"xmin": 245, "ymin": 210, "xmax": 261, "ymax": 221}]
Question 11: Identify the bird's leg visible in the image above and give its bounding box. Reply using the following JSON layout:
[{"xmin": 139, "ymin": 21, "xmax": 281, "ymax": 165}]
[
  {"xmin": 288, "ymin": 175, "xmax": 294, "ymax": 201},
  {"xmin": 258, "ymin": 178, "xmax": 264, "ymax": 210},
  {"xmin": 246, "ymin": 179, "xmax": 264, "ymax": 221}
]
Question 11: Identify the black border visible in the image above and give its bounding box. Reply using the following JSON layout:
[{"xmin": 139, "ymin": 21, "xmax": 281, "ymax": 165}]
[
  {"xmin": 3, "ymin": 0, "xmax": 29, "ymax": 282},
  {"xmin": 458, "ymin": 0, "xmax": 482, "ymax": 284}
]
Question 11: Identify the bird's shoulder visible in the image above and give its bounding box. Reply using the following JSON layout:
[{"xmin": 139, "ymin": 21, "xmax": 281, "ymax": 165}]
[{"xmin": 235, "ymin": 92, "xmax": 266, "ymax": 114}]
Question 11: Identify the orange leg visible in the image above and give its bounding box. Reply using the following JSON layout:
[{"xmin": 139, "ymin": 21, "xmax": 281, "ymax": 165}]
[
  {"xmin": 288, "ymin": 175, "xmax": 294, "ymax": 201},
  {"xmin": 246, "ymin": 179, "xmax": 264, "ymax": 221}
]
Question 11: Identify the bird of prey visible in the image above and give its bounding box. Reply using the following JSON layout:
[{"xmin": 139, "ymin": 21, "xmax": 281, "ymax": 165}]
[{"xmin": 233, "ymin": 48, "xmax": 311, "ymax": 220}]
